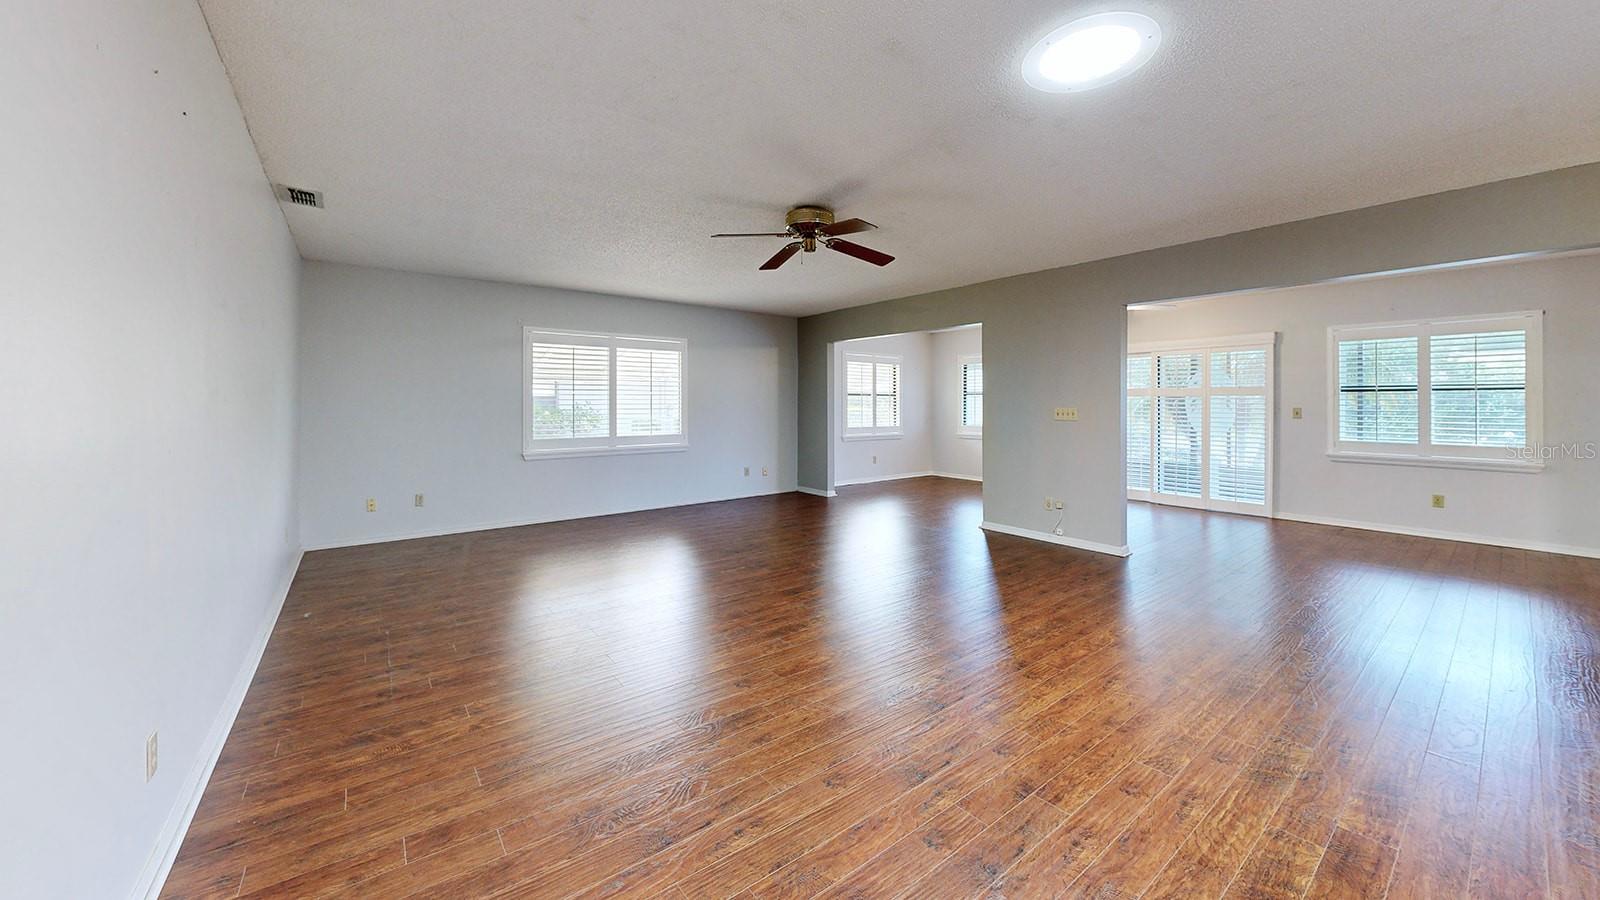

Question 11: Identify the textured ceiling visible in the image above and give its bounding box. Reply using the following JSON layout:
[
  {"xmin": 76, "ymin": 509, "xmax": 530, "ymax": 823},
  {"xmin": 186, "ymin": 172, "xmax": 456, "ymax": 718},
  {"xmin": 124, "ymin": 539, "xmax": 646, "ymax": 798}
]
[{"xmin": 199, "ymin": 0, "xmax": 1600, "ymax": 316}]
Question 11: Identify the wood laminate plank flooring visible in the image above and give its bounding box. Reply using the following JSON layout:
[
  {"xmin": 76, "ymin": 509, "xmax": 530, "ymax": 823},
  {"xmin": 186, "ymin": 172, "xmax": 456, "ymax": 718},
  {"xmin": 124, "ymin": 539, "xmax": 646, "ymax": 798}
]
[{"xmin": 162, "ymin": 478, "xmax": 1600, "ymax": 898}]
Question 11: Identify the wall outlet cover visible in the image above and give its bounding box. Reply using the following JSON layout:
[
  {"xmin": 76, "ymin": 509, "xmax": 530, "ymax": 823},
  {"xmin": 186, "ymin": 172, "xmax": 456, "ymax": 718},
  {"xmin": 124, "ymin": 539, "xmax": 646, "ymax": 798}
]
[
  {"xmin": 1431, "ymin": 494, "xmax": 1446, "ymax": 509},
  {"xmin": 365, "ymin": 498, "xmax": 376, "ymax": 513},
  {"xmin": 1291, "ymin": 407, "xmax": 1304, "ymax": 419}
]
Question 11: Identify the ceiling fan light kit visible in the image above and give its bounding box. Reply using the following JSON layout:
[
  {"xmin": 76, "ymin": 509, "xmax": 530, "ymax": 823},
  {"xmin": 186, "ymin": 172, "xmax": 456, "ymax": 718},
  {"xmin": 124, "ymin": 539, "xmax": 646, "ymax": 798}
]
[{"xmin": 712, "ymin": 206, "xmax": 895, "ymax": 271}]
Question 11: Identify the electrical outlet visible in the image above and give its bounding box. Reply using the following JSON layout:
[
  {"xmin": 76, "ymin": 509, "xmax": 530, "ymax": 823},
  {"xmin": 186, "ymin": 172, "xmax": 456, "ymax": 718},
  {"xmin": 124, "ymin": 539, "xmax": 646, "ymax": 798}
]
[
  {"xmin": 1044, "ymin": 496, "xmax": 1053, "ymax": 510},
  {"xmin": 761, "ymin": 467, "xmax": 768, "ymax": 477},
  {"xmin": 365, "ymin": 498, "xmax": 376, "ymax": 513},
  {"xmin": 1431, "ymin": 494, "xmax": 1446, "ymax": 509},
  {"xmin": 414, "ymin": 493, "xmax": 424, "ymax": 508},
  {"xmin": 1053, "ymin": 407, "xmax": 1079, "ymax": 421},
  {"xmin": 1291, "ymin": 407, "xmax": 1303, "ymax": 419},
  {"xmin": 872, "ymin": 455, "xmax": 878, "ymax": 464},
  {"xmin": 146, "ymin": 732, "xmax": 158, "ymax": 782}
]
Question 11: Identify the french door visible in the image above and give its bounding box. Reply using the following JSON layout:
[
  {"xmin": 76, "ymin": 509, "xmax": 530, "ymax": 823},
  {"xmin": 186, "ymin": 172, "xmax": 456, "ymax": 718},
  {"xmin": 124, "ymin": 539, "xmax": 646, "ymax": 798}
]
[{"xmin": 1127, "ymin": 334, "xmax": 1275, "ymax": 516}]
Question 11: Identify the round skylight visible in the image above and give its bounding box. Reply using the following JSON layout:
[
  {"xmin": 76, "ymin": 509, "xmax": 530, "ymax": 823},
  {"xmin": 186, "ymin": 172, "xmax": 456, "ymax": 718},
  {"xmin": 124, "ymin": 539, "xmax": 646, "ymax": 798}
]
[{"xmin": 1022, "ymin": 12, "xmax": 1162, "ymax": 93}]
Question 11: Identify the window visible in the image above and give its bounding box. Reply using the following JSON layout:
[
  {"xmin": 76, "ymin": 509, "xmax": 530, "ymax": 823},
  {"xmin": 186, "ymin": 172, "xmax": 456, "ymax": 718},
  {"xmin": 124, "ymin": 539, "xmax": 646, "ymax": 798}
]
[
  {"xmin": 960, "ymin": 356, "xmax": 983, "ymax": 435},
  {"xmin": 1126, "ymin": 354, "xmax": 1152, "ymax": 492},
  {"xmin": 844, "ymin": 353, "xmax": 901, "ymax": 438},
  {"xmin": 1128, "ymin": 334, "xmax": 1274, "ymax": 515},
  {"xmin": 523, "ymin": 328, "xmax": 686, "ymax": 458},
  {"xmin": 1329, "ymin": 312, "xmax": 1541, "ymax": 470}
]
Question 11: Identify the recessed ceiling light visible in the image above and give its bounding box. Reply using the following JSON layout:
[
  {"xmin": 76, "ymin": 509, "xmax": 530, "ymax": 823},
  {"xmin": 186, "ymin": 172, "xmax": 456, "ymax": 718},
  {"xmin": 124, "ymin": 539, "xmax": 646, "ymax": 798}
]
[{"xmin": 1022, "ymin": 12, "xmax": 1162, "ymax": 93}]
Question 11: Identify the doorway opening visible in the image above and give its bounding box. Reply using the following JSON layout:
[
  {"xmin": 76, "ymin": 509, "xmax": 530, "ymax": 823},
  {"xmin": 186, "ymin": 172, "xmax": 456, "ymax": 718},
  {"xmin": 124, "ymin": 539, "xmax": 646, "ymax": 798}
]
[{"xmin": 825, "ymin": 324, "xmax": 983, "ymax": 492}]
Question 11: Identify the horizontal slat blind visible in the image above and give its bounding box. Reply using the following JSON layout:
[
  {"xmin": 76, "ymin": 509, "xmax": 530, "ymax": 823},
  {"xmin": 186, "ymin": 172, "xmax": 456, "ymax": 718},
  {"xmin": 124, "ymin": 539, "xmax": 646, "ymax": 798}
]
[
  {"xmin": 1127, "ymin": 354, "xmax": 1152, "ymax": 391},
  {"xmin": 1126, "ymin": 354, "xmax": 1152, "ymax": 492},
  {"xmin": 1157, "ymin": 352, "xmax": 1202, "ymax": 388},
  {"xmin": 875, "ymin": 362, "xmax": 900, "ymax": 428},
  {"xmin": 1127, "ymin": 395, "xmax": 1151, "ymax": 491},
  {"xmin": 1156, "ymin": 395, "xmax": 1203, "ymax": 497},
  {"xmin": 1210, "ymin": 348, "xmax": 1267, "ymax": 388},
  {"xmin": 962, "ymin": 360, "xmax": 983, "ymax": 428},
  {"xmin": 1337, "ymin": 336, "xmax": 1418, "ymax": 443},
  {"xmin": 845, "ymin": 360, "xmax": 874, "ymax": 429},
  {"xmin": 616, "ymin": 346, "xmax": 683, "ymax": 437},
  {"xmin": 1430, "ymin": 330, "xmax": 1526, "ymax": 447},
  {"xmin": 528, "ymin": 341, "xmax": 610, "ymax": 440},
  {"xmin": 1210, "ymin": 394, "xmax": 1267, "ymax": 504}
]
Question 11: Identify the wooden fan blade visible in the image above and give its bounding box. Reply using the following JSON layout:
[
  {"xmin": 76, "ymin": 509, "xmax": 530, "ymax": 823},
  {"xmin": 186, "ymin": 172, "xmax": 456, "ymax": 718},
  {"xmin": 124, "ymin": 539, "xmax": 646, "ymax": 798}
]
[
  {"xmin": 711, "ymin": 232, "xmax": 792, "ymax": 238},
  {"xmin": 825, "ymin": 238, "xmax": 894, "ymax": 266},
  {"xmin": 759, "ymin": 242, "xmax": 803, "ymax": 270},
  {"xmin": 819, "ymin": 218, "xmax": 876, "ymax": 237}
]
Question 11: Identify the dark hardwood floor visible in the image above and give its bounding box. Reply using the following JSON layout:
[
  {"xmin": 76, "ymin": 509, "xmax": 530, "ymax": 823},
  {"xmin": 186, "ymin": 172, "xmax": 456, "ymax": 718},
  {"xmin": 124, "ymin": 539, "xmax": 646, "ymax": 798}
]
[{"xmin": 163, "ymin": 477, "xmax": 1600, "ymax": 898}]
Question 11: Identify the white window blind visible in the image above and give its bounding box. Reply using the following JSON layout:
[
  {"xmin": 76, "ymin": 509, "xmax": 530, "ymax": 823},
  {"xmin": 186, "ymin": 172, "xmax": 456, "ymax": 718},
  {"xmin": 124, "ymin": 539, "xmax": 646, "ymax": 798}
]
[
  {"xmin": 616, "ymin": 344, "xmax": 683, "ymax": 438},
  {"xmin": 523, "ymin": 329, "xmax": 686, "ymax": 457},
  {"xmin": 1329, "ymin": 313, "xmax": 1541, "ymax": 468},
  {"xmin": 960, "ymin": 357, "xmax": 983, "ymax": 432},
  {"xmin": 1337, "ymin": 336, "xmax": 1419, "ymax": 444},
  {"xmin": 1128, "ymin": 336, "xmax": 1275, "ymax": 515},
  {"xmin": 527, "ymin": 340, "xmax": 611, "ymax": 441},
  {"xmin": 1155, "ymin": 395, "xmax": 1203, "ymax": 498},
  {"xmin": 1208, "ymin": 349, "xmax": 1269, "ymax": 506},
  {"xmin": 876, "ymin": 362, "xmax": 900, "ymax": 429},
  {"xmin": 843, "ymin": 353, "xmax": 902, "ymax": 436},
  {"xmin": 1126, "ymin": 354, "xmax": 1152, "ymax": 492},
  {"xmin": 1430, "ymin": 330, "xmax": 1526, "ymax": 448}
]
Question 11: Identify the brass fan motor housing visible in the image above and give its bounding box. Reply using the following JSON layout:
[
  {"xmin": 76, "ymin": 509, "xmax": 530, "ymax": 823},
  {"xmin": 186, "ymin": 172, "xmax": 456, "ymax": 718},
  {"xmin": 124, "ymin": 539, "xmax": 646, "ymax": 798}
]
[{"xmin": 785, "ymin": 206, "xmax": 836, "ymax": 230}]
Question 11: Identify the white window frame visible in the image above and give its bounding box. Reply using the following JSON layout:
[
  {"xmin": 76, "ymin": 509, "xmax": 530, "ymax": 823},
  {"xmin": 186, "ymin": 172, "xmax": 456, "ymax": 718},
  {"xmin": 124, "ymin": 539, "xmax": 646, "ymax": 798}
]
[
  {"xmin": 958, "ymin": 354, "xmax": 982, "ymax": 438},
  {"xmin": 1327, "ymin": 311, "xmax": 1543, "ymax": 473},
  {"xmin": 842, "ymin": 352, "xmax": 903, "ymax": 440},
  {"xmin": 522, "ymin": 327, "xmax": 688, "ymax": 460},
  {"xmin": 1128, "ymin": 332, "xmax": 1276, "ymax": 517}
]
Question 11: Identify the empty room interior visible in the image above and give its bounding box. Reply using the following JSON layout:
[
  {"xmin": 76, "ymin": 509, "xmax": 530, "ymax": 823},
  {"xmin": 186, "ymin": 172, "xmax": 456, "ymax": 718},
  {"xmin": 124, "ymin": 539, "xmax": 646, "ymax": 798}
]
[{"xmin": 9, "ymin": 2, "xmax": 1600, "ymax": 898}]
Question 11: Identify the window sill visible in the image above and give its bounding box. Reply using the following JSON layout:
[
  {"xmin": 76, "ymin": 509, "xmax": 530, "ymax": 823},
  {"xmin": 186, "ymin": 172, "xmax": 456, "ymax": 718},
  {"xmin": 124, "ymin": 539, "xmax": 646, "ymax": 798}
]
[
  {"xmin": 523, "ymin": 443, "xmax": 688, "ymax": 461},
  {"xmin": 1326, "ymin": 450, "xmax": 1544, "ymax": 474},
  {"xmin": 841, "ymin": 432, "xmax": 903, "ymax": 442}
]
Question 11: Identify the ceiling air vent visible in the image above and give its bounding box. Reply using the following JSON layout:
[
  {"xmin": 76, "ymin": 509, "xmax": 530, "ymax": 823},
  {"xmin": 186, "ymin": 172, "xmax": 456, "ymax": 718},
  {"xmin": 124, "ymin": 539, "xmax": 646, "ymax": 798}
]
[{"xmin": 274, "ymin": 184, "xmax": 325, "ymax": 209}]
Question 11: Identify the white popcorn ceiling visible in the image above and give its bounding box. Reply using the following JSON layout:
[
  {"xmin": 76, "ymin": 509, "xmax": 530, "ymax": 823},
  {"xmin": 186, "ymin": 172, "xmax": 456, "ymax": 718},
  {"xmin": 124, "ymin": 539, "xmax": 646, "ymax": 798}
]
[{"xmin": 199, "ymin": 0, "xmax": 1600, "ymax": 316}]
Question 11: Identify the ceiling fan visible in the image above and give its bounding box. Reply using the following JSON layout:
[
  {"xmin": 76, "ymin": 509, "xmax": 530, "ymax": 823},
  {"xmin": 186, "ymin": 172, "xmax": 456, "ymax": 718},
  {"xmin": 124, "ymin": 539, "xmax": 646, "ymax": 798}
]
[{"xmin": 712, "ymin": 206, "xmax": 894, "ymax": 270}]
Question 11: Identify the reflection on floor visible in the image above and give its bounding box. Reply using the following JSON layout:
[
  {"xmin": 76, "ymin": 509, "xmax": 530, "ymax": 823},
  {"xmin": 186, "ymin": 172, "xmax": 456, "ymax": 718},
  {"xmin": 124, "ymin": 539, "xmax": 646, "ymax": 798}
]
[{"xmin": 164, "ymin": 477, "xmax": 1598, "ymax": 898}]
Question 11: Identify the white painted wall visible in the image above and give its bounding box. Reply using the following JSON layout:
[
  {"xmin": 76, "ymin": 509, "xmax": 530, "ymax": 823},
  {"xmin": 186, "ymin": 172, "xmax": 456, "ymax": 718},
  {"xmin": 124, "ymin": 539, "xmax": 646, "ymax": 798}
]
[
  {"xmin": 834, "ymin": 332, "xmax": 933, "ymax": 484},
  {"xmin": 930, "ymin": 326, "xmax": 983, "ymax": 480},
  {"xmin": 0, "ymin": 3, "xmax": 302, "ymax": 897},
  {"xmin": 1129, "ymin": 252, "xmax": 1600, "ymax": 556},
  {"xmin": 297, "ymin": 262, "xmax": 797, "ymax": 548}
]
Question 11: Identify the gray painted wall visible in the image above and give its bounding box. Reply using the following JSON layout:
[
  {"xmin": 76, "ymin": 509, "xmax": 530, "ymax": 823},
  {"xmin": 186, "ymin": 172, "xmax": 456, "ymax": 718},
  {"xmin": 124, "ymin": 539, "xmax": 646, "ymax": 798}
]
[
  {"xmin": 930, "ymin": 327, "xmax": 984, "ymax": 481},
  {"xmin": 834, "ymin": 332, "xmax": 934, "ymax": 484},
  {"xmin": 1, "ymin": 2, "xmax": 302, "ymax": 895},
  {"xmin": 298, "ymin": 262, "xmax": 798, "ymax": 548},
  {"xmin": 1130, "ymin": 251, "xmax": 1600, "ymax": 556},
  {"xmin": 796, "ymin": 163, "xmax": 1600, "ymax": 552}
]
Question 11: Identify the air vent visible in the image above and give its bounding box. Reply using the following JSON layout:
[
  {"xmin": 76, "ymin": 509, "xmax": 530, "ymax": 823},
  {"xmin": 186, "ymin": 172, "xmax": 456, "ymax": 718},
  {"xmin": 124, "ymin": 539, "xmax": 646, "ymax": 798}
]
[{"xmin": 274, "ymin": 184, "xmax": 325, "ymax": 209}]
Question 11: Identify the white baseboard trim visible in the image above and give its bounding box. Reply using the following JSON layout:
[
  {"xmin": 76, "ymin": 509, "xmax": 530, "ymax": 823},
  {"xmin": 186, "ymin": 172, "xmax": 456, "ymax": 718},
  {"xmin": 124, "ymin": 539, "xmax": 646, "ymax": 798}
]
[
  {"xmin": 134, "ymin": 549, "xmax": 303, "ymax": 900},
  {"xmin": 1273, "ymin": 512, "xmax": 1600, "ymax": 559},
  {"xmin": 835, "ymin": 470, "xmax": 936, "ymax": 487},
  {"xmin": 930, "ymin": 471, "xmax": 983, "ymax": 483},
  {"xmin": 302, "ymin": 487, "xmax": 797, "ymax": 551},
  {"xmin": 796, "ymin": 486, "xmax": 837, "ymax": 498},
  {"xmin": 980, "ymin": 521, "xmax": 1132, "ymax": 558}
]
